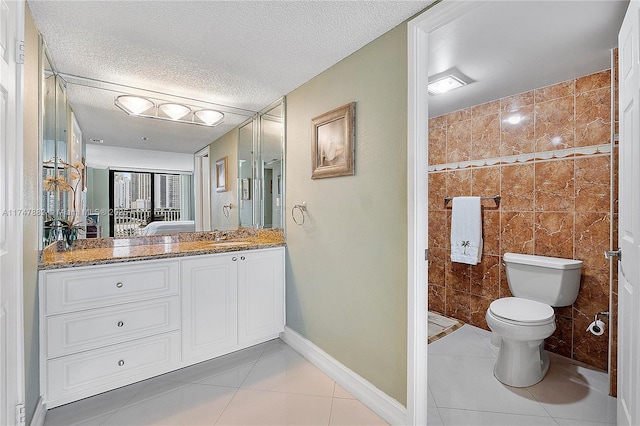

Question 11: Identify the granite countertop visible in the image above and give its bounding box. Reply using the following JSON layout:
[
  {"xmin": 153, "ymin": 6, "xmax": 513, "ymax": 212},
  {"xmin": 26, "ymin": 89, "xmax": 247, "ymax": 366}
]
[{"xmin": 39, "ymin": 228, "xmax": 285, "ymax": 270}]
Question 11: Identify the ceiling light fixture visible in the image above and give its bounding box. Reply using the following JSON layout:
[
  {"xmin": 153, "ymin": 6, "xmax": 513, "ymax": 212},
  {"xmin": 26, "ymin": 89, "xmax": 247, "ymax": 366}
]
[
  {"xmin": 428, "ymin": 75, "xmax": 468, "ymax": 95},
  {"xmin": 158, "ymin": 103, "xmax": 191, "ymax": 120},
  {"xmin": 114, "ymin": 95, "xmax": 225, "ymax": 127},
  {"xmin": 115, "ymin": 95, "xmax": 155, "ymax": 115},
  {"xmin": 194, "ymin": 109, "xmax": 225, "ymax": 126}
]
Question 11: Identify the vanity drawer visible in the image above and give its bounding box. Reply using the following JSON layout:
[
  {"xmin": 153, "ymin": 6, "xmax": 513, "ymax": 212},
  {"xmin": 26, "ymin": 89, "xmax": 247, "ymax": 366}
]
[
  {"xmin": 46, "ymin": 331, "xmax": 181, "ymax": 406},
  {"xmin": 43, "ymin": 260, "xmax": 180, "ymax": 314},
  {"xmin": 46, "ymin": 296, "xmax": 180, "ymax": 358}
]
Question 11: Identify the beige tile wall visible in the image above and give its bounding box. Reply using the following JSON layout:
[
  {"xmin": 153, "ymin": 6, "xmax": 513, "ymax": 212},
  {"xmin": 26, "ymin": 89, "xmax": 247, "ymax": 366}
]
[{"xmin": 428, "ymin": 68, "xmax": 616, "ymax": 372}]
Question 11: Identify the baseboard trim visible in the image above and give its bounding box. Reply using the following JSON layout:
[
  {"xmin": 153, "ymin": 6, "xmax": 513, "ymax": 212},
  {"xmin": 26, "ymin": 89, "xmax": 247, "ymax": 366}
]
[
  {"xmin": 29, "ymin": 397, "xmax": 46, "ymax": 426},
  {"xmin": 281, "ymin": 326, "xmax": 407, "ymax": 425}
]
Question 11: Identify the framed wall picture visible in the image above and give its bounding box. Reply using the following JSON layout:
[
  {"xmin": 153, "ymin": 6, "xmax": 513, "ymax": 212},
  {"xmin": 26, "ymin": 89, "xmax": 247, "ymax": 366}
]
[
  {"xmin": 311, "ymin": 102, "xmax": 355, "ymax": 179},
  {"xmin": 241, "ymin": 177, "xmax": 251, "ymax": 200},
  {"xmin": 215, "ymin": 157, "xmax": 228, "ymax": 192}
]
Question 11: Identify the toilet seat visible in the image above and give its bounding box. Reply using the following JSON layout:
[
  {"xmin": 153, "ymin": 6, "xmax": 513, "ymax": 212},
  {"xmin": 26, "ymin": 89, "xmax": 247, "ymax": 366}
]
[{"xmin": 489, "ymin": 297, "xmax": 554, "ymax": 325}]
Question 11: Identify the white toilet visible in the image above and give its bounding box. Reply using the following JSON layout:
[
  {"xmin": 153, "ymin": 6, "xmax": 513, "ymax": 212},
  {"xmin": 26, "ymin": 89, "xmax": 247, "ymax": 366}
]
[{"xmin": 485, "ymin": 253, "xmax": 582, "ymax": 387}]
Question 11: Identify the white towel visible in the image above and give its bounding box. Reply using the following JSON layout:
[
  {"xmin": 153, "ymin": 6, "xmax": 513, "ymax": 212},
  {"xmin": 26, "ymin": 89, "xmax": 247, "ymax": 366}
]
[{"xmin": 450, "ymin": 197, "xmax": 483, "ymax": 265}]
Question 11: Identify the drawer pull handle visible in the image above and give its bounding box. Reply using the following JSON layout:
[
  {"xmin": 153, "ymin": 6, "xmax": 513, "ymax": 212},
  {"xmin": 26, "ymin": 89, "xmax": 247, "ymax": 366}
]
[
  {"xmin": 116, "ymin": 282, "xmax": 123, "ymax": 288},
  {"xmin": 117, "ymin": 321, "xmax": 124, "ymax": 327},
  {"xmin": 118, "ymin": 360, "xmax": 125, "ymax": 367},
  {"xmin": 240, "ymin": 256, "xmax": 245, "ymax": 261},
  {"xmin": 232, "ymin": 257, "xmax": 237, "ymax": 261}
]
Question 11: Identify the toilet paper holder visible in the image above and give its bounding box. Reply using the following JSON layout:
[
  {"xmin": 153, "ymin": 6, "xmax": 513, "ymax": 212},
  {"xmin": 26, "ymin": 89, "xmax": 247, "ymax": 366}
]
[{"xmin": 587, "ymin": 311, "xmax": 609, "ymax": 335}]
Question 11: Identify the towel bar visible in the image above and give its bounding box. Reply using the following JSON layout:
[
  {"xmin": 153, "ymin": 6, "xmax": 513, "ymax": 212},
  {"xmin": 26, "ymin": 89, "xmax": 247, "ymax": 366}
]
[{"xmin": 444, "ymin": 195, "xmax": 501, "ymax": 205}]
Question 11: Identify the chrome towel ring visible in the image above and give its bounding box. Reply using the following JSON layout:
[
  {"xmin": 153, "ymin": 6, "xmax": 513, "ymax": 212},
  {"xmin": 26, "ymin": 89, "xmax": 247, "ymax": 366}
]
[
  {"xmin": 223, "ymin": 204, "xmax": 233, "ymax": 218},
  {"xmin": 292, "ymin": 202, "xmax": 307, "ymax": 225}
]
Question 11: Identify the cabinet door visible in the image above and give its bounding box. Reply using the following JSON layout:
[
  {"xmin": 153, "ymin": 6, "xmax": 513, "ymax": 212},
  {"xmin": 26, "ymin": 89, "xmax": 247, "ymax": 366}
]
[
  {"xmin": 181, "ymin": 254, "xmax": 238, "ymax": 363},
  {"xmin": 237, "ymin": 248, "xmax": 285, "ymax": 346}
]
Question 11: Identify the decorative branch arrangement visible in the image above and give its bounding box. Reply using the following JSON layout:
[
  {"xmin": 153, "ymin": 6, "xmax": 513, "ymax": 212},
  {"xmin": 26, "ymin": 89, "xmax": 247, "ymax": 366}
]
[{"xmin": 43, "ymin": 158, "xmax": 85, "ymax": 247}]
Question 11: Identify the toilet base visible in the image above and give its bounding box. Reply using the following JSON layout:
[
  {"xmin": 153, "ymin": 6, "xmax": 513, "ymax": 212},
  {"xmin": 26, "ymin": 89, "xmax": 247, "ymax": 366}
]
[{"xmin": 493, "ymin": 338, "xmax": 550, "ymax": 387}]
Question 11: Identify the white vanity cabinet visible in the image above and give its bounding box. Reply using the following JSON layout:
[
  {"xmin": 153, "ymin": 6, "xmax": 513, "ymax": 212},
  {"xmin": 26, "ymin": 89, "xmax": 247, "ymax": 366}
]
[
  {"xmin": 181, "ymin": 254, "xmax": 238, "ymax": 363},
  {"xmin": 181, "ymin": 247, "xmax": 285, "ymax": 363},
  {"xmin": 39, "ymin": 259, "xmax": 182, "ymax": 408},
  {"xmin": 39, "ymin": 246, "xmax": 285, "ymax": 409},
  {"xmin": 237, "ymin": 248, "xmax": 286, "ymax": 346}
]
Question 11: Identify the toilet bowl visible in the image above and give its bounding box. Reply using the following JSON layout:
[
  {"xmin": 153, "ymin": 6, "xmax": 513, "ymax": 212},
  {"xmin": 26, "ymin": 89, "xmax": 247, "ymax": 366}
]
[
  {"xmin": 486, "ymin": 253, "xmax": 582, "ymax": 387},
  {"xmin": 486, "ymin": 297, "xmax": 556, "ymax": 387}
]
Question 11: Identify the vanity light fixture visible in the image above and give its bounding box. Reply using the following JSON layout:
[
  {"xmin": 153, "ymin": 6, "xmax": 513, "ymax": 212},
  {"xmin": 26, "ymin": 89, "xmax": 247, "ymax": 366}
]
[
  {"xmin": 115, "ymin": 95, "xmax": 155, "ymax": 115},
  {"xmin": 428, "ymin": 75, "xmax": 468, "ymax": 95},
  {"xmin": 114, "ymin": 95, "xmax": 225, "ymax": 127},
  {"xmin": 158, "ymin": 103, "xmax": 191, "ymax": 120},
  {"xmin": 194, "ymin": 109, "xmax": 225, "ymax": 126}
]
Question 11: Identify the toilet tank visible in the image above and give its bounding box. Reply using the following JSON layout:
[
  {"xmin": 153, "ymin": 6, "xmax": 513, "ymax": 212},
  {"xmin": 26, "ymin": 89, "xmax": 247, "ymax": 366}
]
[{"xmin": 503, "ymin": 253, "xmax": 582, "ymax": 307}]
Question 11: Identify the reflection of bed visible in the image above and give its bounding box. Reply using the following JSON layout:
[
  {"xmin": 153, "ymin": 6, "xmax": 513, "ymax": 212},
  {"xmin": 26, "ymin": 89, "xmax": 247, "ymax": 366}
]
[{"xmin": 140, "ymin": 220, "xmax": 195, "ymax": 236}]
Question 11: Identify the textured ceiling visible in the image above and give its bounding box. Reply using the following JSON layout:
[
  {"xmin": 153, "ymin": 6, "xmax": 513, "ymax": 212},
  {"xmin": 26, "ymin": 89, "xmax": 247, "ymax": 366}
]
[
  {"xmin": 428, "ymin": 0, "xmax": 629, "ymax": 117},
  {"xmin": 28, "ymin": 0, "xmax": 433, "ymax": 154}
]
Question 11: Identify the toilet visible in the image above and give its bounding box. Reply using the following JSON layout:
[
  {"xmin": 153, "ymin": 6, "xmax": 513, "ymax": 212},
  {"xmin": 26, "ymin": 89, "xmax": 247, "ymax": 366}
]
[{"xmin": 486, "ymin": 253, "xmax": 582, "ymax": 387}]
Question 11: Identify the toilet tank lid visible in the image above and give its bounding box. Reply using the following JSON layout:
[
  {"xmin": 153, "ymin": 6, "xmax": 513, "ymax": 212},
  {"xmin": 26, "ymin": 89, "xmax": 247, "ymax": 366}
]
[{"xmin": 503, "ymin": 253, "xmax": 582, "ymax": 270}]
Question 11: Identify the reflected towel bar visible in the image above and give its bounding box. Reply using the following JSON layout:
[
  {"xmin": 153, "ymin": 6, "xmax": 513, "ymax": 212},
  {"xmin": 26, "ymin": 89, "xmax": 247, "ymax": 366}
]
[{"xmin": 444, "ymin": 195, "xmax": 501, "ymax": 205}]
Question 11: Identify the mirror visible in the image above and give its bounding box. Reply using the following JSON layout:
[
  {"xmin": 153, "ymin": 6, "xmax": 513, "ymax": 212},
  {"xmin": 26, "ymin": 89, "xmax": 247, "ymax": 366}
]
[
  {"xmin": 41, "ymin": 40, "xmax": 84, "ymax": 246},
  {"xmin": 39, "ymin": 53, "xmax": 285, "ymax": 242},
  {"xmin": 36, "ymin": 17, "xmax": 288, "ymax": 241},
  {"xmin": 237, "ymin": 118, "xmax": 255, "ymax": 228},
  {"xmin": 235, "ymin": 99, "xmax": 284, "ymax": 230},
  {"xmin": 257, "ymin": 100, "xmax": 284, "ymax": 229}
]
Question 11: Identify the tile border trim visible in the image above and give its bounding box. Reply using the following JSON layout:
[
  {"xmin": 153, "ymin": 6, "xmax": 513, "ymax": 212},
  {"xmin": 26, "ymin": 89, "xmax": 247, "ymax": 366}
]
[
  {"xmin": 280, "ymin": 326, "xmax": 407, "ymax": 425},
  {"xmin": 428, "ymin": 143, "xmax": 613, "ymax": 172}
]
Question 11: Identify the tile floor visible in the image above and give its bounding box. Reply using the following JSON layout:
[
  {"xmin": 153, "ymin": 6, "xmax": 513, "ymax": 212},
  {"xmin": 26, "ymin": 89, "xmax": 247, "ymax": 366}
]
[
  {"xmin": 43, "ymin": 339, "xmax": 388, "ymax": 426},
  {"xmin": 43, "ymin": 325, "xmax": 617, "ymax": 426},
  {"xmin": 428, "ymin": 324, "xmax": 617, "ymax": 426}
]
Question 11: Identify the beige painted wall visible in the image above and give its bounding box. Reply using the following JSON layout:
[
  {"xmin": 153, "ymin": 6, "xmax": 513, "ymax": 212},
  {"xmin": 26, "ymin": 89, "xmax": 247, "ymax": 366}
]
[
  {"xmin": 285, "ymin": 24, "xmax": 408, "ymax": 404},
  {"xmin": 23, "ymin": 6, "xmax": 41, "ymax": 422},
  {"xmin": 209, "ymin": 129, "xmax": 239, "ymax": 230}
]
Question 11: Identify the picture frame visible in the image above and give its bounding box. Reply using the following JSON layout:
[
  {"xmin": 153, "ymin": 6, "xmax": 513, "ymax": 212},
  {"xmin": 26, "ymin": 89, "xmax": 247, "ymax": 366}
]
[
  {"xmin": 311, "ymin": 102, "xmax": 355, "ymax": 179},
  {"xmin": 241, "ymin": 177, "xmax": 251, "ymax": 200},
  {"xmin": 215, "ymin": 157, "xmax": 228, "ymax": 193}
]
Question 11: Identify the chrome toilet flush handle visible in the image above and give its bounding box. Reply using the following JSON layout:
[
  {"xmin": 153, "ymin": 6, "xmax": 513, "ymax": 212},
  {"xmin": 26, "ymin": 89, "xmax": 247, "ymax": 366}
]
[{"xmin": 604, "ymin": 248, "xmax": 622, "ymax": 261}]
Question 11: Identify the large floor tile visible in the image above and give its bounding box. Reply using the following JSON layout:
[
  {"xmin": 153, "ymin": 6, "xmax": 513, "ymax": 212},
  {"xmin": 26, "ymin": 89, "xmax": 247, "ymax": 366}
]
[
  {"xmin": 333, "ymin": 383, "xmax": 355, "ymax": 399},
  {"xmin": 469, "ymin": 326, "xmax": 500, "ymax": 356},
  {"xmin": 328, "ymin": 398, "xmax": 388, "ymax": 425},
  {"xmin": 101, "ymin": 381, "xmax": 236, "ymax": 426},
  {"xmin": 155, "ymin": 343, "xmax": 265, "ymax": 386},
  {"xmin": 428, "ymin": 325, "xmax": 497, "ymax": 359},
  {"xmin": 428, "ymin": 406, "xmax": 444, "ymax": 426},
  {"xmin": 259, "ymin": 338, "xmax": 294, "ymax": 358},
  {"xmin": 550, "ymin": 360, "xmax": 610, "ymax": 394},
  {"xmin": 428, "ymin": 324, "xmax": 616, "ymax": 426},
  {"xmin": 526, "ymin": 362, "xmax": 617, "ymax": 424},
  {"xmin": 438, "ymin": 408, "xmax": 557, "ymax": 426},
  {"xmin": 428, "ymin": 353, "xmax": 549, "ymax": 417},
  {"xmin": 215, "ymin": 388, "xmax": 332, "ymax": 425},
  {"xmin": 43, "ymin": 380, "xmax": 150, "ymax": 426},
  {"xmin": 554, "ymin": 418, "xmax": 616, "ymax": 426},
  {"xmin": 242, "ymin": 346, "xmax": 335, "ymax": 397},
  {"xmin": 427, "ymin": 385, "xmax": 437, "ymax": 408}
]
